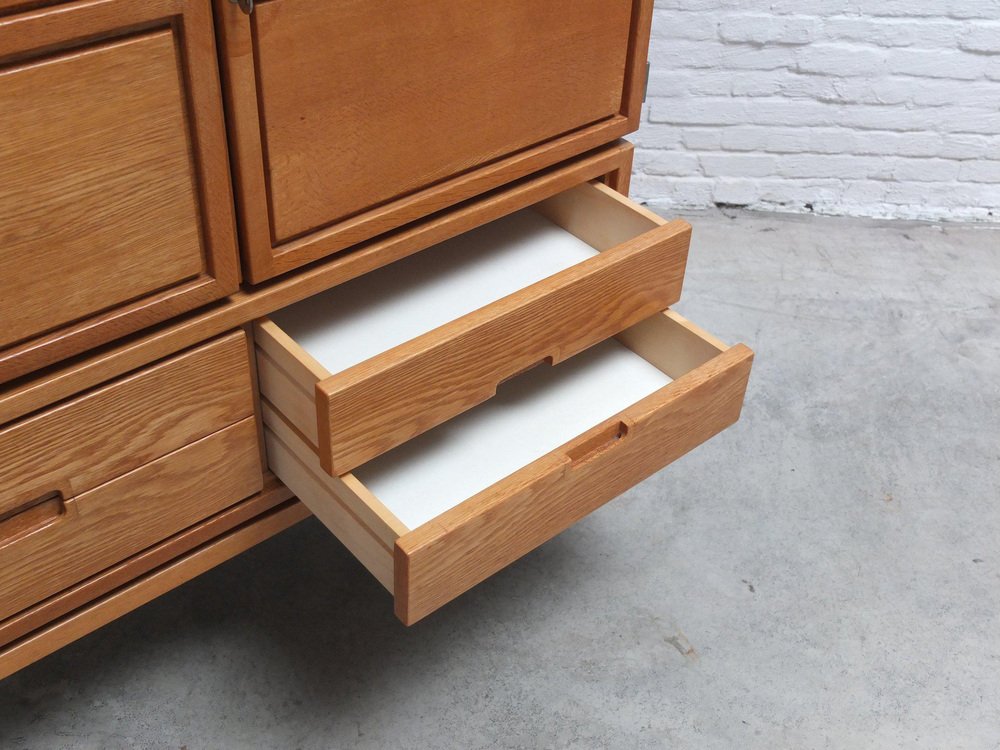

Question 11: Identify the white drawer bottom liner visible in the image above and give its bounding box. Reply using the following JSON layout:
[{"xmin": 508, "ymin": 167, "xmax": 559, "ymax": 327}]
[{"xmin": 356, "ymin": 338, "xmax": 671, "ymax": 529}]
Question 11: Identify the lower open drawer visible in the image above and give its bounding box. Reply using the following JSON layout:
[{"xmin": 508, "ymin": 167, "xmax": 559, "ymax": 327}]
[{"xmin": 262, "ymin": 311, "xmax": 752, "ymax": 624}]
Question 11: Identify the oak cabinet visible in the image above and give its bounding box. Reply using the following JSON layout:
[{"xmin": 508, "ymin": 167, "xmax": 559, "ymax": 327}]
[
  {"xmin": 216, "ymin": 0, "xmax": 653, "ymax": 281},
  {"xmin": 0, "ymin": 0, "xmax": 239, "ymax": 382}
]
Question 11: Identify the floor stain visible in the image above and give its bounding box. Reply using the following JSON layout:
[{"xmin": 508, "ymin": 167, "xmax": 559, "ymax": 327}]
[{"xmin": 665, "ymin": 631, "xmax": 699, "ymax": 662}]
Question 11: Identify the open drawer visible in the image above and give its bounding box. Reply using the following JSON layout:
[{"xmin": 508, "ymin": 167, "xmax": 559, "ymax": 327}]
[
  {"xmin": 254, "ymin": 181, "xmax": 691, "ymax": 475},
  {"xmin": 261, "ymin": 310, "xmax": 753, "ymax": 624}
]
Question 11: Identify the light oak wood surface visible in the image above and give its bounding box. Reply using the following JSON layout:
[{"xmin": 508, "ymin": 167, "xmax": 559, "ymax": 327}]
[
  {"xmin": 397, "ymin": 327, "xmax": 753, "ymax": 624},
  {"xmin": 215, "ymin": 0, "xmax": 652, "ymax": 281},
  {"xmin": 0, "ymin": 475, "xmax": 293, "ymax": 650},
  {"xmin": 0, "ymin": 332, "xmax": 254, "ymax": 517},
  {"xmin": 261, "ymin": 310, "xmax": 753, "ymax": 625},
  {"xmin": 0, "ymin": 0, "xmax": 689, "ymax": 678},
  {"xmin": 255, "ymin": 0, "xmax": 631, "ymax": 243},
  {"xmin": 256, "ymin": 181, "xmax": 692, "ymax": 474},
  {"xmin": 0, "ymin": 143, "xmax": 634, "ymax": 413},
  {"xmin": 0, "ymin": 488, "xmax": 307, "ymax": 681},
  {"xmin": 0, "ymin": 0, "xmax": 239, "ymax": 381},
  {"xmin": 0, "ymin": 417, "xmax": 262, "ymax": 622}
]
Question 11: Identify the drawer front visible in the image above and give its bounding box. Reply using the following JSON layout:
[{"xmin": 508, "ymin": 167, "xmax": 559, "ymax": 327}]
[
  {"xmin": 0, "ymin": 332, "xmax": 255, "ymax": 512},
  {"xmin": 261, "ymin": 312, "xmax": 753, "ymax": 625},
  {"xmin": 396, "ymin": 338, "xmax": 753, "ymax": 624},
  {"xmin": 0, "ymin": 418, "xmax": 262, "ymax": 622},
  {"xmin": 0, "ymin": 331, "xmax": 259, "ymax": 619},
  {"xmin": 256, "ymin": 182, "xmax": 691, "ymax": 475},
  {"xmin": 0, "ymin": 0, "xmax": 238, "ymax": 382},
  {"xmin": 217, "ymin": 0, "xmax": 652, "ymax": 281}
]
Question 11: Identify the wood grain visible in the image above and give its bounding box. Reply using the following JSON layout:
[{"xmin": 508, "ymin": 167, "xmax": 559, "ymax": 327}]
[
  {"xmin": 0, "ymin": 417, "xmax": 262, "ymax": 622},
  {"xmin": 0, "ymin": 0, "xmax": 54, "ymax": 16},
  {"xmin": 263, "ymin": 426, "xmax": 394, "ymax": 591},
  {"xmin": 602, "ymin": 141, "xmax": 635, "ymax": 196},
  {"xmin": 534, "ymin": 181, "xmax": 669, "ymax": 250},
  {"xmin": 0, "ymin": 332, "xmax": 253, "ymax": 516},
  {"xmin": 394, "ymin": 342, "xmax": 754, "ymax": 625},
  {"xmin": 0, "ymin": 494, "xmax": 308, "ymax": 682},
  {"xmin": 0, "ymin": 475, "xmax": 293, "ymax": 649},
  {"xmin": 260, "ymin": 399, "xmax": 407, "ymax": 545},
  {"xmin": 261, "ymin": 302, "xmax": 753, "ymax": 625},
  {"xmin": 254, "ymin": 0, "xmax": 632, "ymax": 243},
  {"xmin": 0, "ymin": 0, "xmax": 239, "ymax": 381},
  {"xmin": 215, "ymin": 0, "xmax": 652, "ymax": 281},
  {"xmin": 315, "ymin": 208, "xmax": 691, "ymax": 474},
  {"xmin": 0, "ymin": 30, "xmax": 200, "ymax": 346},
  {"xmin": 0, "ymin": 142, "xmax": 634, "ymax": 414},
  {"xmin": 621, "ymin": 0, "xmax": 654, "ymax": 131}
]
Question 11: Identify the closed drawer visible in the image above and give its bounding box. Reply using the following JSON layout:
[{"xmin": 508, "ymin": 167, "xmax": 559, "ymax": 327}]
[
  {"xmin": 216, "ymin": 0, "xmax": 653, "ymax": 281},
  {"xmin": 255, "ymin": 181, "xmax": 691, "ymax": 474},
  {"xmin": 263, "ymin": 311, "xmax": 753, "ymax": 624},
  {"xmin": 0, "ymin": 0, "xmax": 238, "ymax": 382},
  {"xmin": 0, "ymin": 332, "xmax": 261, "ymax": 620}
]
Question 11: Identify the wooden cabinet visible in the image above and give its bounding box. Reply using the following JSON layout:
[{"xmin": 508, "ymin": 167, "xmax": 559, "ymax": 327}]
[
  {"xmin": 0, "ymin": 0, "xmax": 239, "ymax": 382},
  {"xmin": 216, "ymin": 0, "xmax": 653, "ymax": 281},
  {"xmin": 0, "ymin": 332, "xmax": 262, "ymax": 623},
  {"xmin": 0, "ymin": 0, "xmax": 755, "ymax": 677},
  {"xmin": 253, "ymin": 183, "xmax": 752, "ymax": 624}
]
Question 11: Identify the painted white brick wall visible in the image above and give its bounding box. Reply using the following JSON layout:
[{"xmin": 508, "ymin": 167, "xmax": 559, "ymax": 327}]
[{"xmin": 633, "ymin": 1, "xmax": 1000, "ymax": 221}]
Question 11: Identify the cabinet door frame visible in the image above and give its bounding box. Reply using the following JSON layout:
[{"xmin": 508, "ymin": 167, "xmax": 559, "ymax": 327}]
[
  {"xmin": 0, "ymin": 0, "xmax": 239, "ymax": 384},
  {"xmin": 214, "ymin": 0, "xmax": 653, "ymax": 283}
]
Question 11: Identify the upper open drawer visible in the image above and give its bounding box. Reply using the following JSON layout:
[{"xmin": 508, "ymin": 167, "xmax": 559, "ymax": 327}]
[
  {"xmin": 215, "ymin": 0, "xmax": 653, "ymax": 281},
  {"xmin": 254, "ymin": 182, "xmax": 691, "ymax": 475},
  {"xmin": 262, "ymin": 310, "xmax": 753, "ymax": 624}
]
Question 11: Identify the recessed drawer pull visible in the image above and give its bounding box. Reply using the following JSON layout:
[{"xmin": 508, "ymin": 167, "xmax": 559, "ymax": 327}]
[
  {"xmin": 566, "ymin": 419, "xmax": 632, "ymax": 467},
  {"xmin": 497, "ymin": 356, "xmax": 554, "ymax": 388},
  {"xmin": 0, "ymin": 490, "xmax": 75, "ymax": 549}
]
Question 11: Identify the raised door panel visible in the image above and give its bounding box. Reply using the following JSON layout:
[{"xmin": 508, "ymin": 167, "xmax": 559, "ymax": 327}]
[
  {"xmin": 217, "ymin": 0, "xmax": 652, "ymax": 281},
  {"xmin": 0, "ymin": 0, "xmax": 239, "ymax": 382}
]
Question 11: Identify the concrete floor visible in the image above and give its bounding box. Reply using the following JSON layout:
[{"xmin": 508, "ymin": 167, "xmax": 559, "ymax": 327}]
[{"xmin": 1, "ymin": 208, "xmax": 998, "ymax": 749}]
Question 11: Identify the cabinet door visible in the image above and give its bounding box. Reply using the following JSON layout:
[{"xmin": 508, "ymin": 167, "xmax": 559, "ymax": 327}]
[
  {"xmin": 0, "ymin": 0, "xmax": 239, "ymax": 383},
  {"xmin": 217, "ymin": 0, "xmax": 652, "ymax": 282}
]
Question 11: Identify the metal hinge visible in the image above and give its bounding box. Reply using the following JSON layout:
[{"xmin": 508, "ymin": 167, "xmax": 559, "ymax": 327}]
[
  {"xmin": 229, "ymin": 0, "xmax": 253, "ymax": 15},
  {"xmin": 643, "ymin": 61, "xmax": 650, "ymax": 103}
]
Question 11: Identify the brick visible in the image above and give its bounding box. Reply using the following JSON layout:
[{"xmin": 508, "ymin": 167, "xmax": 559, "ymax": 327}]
[
  {"xmin": 822, "ymin": 18, "xmax": 963, "ymax": 48},
  {"xmin": 700, "ymin": 153, "xmax": 779, "ymax": 178},
  {"xmin": 633, "ymin": 4, "xmax": 1000, "ymax": 221},
  {"xmin": 634, "ymin": 151, "xmax": 701, "ymax": 177},
  {"xmin": 958, "ymin": 161, "xmax": 1000, "ymax": 183},
  {"xmin": 718, "ymin": 15, "xmax": 817, "ymax": 46},
  {"xmin": 959, "ymin": 24, "xmax": 1000, "ymax": 54},
  {"xmin": 887, "ymin": 49, "xmax": 986, "ymax": 79},
  {"xmin": 796, "ymin": 44, "xmax": 888, "ymax": 77}
]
